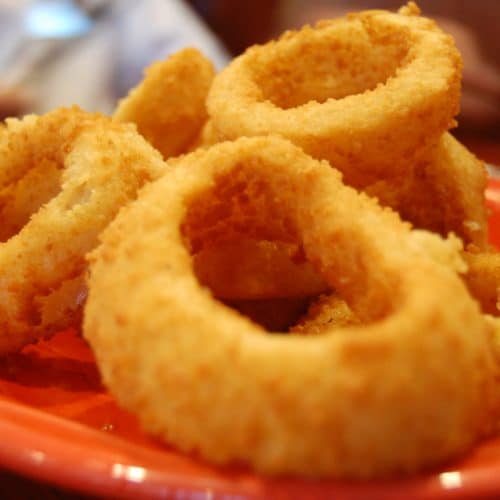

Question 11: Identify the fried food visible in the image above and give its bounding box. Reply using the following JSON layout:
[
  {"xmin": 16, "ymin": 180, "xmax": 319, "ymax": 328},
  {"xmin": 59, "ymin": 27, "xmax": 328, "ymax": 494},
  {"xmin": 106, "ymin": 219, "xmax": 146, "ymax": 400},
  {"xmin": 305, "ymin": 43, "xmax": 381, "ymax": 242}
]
[
  {"xmin": 84, "ymin": 136, "xmax": 498, "ymax": 479},
  {"xmin": 199, "ymin": 131, "xmax": 488, "ymax": 303},
  {"xmin": 187, "ymin": 119, "xmax": 221, "ymax": 152},
  {"xmin": 206, "ymin": 4, "xmax": 461, "ymax": 189},
  {"xmin": 114, "ymin": 48, "xmax": 215, "ymax": 159},
  {"xmin": 291, "ymin": 293, "xmax": 360, "ymax": 334},
  {"xmin": 0, "ymin": 107, "xmax": 166, "ymax": 354},
  {"xmin": 200, "ymin": 3, "xmax": 486, "ymax": 304},
  {"xmin": 0, "ymin": 0, "xmax": 496, "ymax": 485},
  {"xmin": 463, "ymin": 251, "xmax": 500, "ymax": 315},
  {"xmin": 205, "ymin": 2, "xmax": 491, "ymax": 258},
  {"xmin": 366, "ymin": 132, "xmax": 488, "ymax": 249}
]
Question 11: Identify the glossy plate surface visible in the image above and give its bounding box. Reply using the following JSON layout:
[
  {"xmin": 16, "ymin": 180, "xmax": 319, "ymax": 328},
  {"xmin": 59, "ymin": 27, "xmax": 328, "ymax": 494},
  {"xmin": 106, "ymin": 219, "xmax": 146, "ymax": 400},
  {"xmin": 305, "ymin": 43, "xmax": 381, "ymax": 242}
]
[{"xmin": 0, "ymin": 180, "xmax": 500, "ymax": 499}]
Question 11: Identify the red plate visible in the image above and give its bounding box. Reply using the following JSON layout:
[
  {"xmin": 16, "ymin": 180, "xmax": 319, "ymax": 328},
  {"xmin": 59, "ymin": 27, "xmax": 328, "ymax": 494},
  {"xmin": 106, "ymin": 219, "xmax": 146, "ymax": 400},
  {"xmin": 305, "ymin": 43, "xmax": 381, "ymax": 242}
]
[
  {"xmin": 1, "ymin": 180, "xmax": 500, "ymax": 499},
  {"xmin": 486, "ymin": 177, "xmax": 500, "ymax": 249}
]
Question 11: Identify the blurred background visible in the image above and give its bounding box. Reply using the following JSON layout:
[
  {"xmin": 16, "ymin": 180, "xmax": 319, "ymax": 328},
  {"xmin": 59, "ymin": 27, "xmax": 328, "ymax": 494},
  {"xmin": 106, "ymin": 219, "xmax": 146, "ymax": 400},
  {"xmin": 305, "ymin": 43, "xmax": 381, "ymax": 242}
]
[{"xmin": 0, "ymin": 0, "xmax": 499, "ymax": 157}]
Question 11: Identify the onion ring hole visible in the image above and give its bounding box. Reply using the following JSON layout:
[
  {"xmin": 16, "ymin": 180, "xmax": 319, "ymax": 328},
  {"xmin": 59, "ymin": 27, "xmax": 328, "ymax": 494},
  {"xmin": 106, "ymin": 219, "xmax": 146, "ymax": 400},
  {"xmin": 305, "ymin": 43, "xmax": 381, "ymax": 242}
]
[
  {"xmin": 249, "ymin": 19, "xmax": 409, "ymax": 109},
  {"xmin": 180, "ymin": 162, "xmax": 371, "ymax": 332}
]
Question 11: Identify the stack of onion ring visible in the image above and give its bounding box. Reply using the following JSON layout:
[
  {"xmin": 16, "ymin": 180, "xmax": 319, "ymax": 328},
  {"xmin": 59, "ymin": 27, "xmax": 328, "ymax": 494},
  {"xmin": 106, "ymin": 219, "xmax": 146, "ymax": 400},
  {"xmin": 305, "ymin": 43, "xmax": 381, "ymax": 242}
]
[
  {"xmin": 206, "ymin": 4, "xmax": 461, "ymax": 189},
  {"xmin": 0, "ymin": 0, "xmax": 498, "ymax": 482},
  {"xmin": 84, "ymin": 136, "xmax": 498, "ymax": 478},
  {"xmin": 205, "ymin": 4, "xmax": 492, "ymax": 252},
  {"xmin": 201, "ymin": 3, "xmax": 494, "ymax": 312}
]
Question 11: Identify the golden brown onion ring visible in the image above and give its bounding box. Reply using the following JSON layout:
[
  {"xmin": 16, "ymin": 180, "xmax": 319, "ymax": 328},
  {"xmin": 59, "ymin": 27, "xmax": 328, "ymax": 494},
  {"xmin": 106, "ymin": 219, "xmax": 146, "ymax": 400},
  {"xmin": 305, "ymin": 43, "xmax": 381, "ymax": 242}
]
[
  {"xmin": 366, "ymin": 132, "xmax": 488, "ymax": 248},
  {"xmin": 196, "ymin": 132, "xmax": 487, "ymax": 304},
  {"xmin": 114, "ymin": 48, "xmax": 215, "ymax": 159},
  {"xmin": 84, "ymin": 136, "xmax": 497, "ymax": 478},
  {"xmin": 207, "ymin": 5, "xmax": 461, "ymax": 188},
  {"xmin": 192, "ymin": 131, "xmax": 487, "ymax": 304},
  {"xmin": 0, "ymin": 107, "xmax": 166, "ymax": 353}
]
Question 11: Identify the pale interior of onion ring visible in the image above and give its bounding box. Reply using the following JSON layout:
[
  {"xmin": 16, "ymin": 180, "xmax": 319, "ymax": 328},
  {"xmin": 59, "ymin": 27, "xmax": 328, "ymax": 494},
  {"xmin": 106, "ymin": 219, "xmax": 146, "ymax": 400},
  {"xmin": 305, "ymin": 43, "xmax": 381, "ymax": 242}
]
[
  {"xmin": 0, "ymin": 159, "xmax": 63, "ymax": 242},
  {"xmin": 250, "ymin": 18, "xmax": 409, "ymax": 109},
  {"xmin": 33, "ymin": 275, "xmax": 87, "ymax": 331},
  {"xmin": 0, "ymin": 147, "xmax": 90, "ymax": 329}
]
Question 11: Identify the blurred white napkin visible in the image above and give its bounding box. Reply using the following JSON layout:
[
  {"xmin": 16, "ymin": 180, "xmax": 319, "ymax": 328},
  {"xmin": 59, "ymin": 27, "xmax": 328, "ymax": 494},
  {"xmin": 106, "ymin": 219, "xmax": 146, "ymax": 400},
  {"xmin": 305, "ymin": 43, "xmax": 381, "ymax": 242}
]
[{"xmin": 2, "ymin": 0, "xmax": 230, "ymax": 114}]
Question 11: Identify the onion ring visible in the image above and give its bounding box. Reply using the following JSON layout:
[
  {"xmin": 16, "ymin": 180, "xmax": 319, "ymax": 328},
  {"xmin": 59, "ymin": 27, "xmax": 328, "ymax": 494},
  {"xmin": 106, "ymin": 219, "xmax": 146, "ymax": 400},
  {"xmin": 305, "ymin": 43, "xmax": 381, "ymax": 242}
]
[
  {"xmin": 366, "ymin": 132, "xmax": 488, "ymax": 248},
  {"xmin": 114, "ymin": 48, "xmax": 215, "ymax": 159},
  {"xmin": 0, "ymin": 107, "xmax": 166, "ymax": 353},
  {"xmin": 206, "ymin": 5, "xmax": 461, "ymax": 188},
  {"xmin": 84, "ymin": 136, "xmax": 497, "ymax": 478},
  {"xmin": 194, "ymin": 132, "xmax": 487, "ymax": 303},
  {"xmin": 202, "ymin": 5, "xmax": 485, "ymax": 306}
]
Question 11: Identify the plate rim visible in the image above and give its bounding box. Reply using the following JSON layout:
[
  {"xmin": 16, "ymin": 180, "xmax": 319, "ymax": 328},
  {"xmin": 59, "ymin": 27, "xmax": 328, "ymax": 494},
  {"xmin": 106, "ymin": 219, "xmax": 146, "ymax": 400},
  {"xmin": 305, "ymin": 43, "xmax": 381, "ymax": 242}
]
[{"xmin": 1, "ymin": 364, "xmax": 500, "ymax": 499}]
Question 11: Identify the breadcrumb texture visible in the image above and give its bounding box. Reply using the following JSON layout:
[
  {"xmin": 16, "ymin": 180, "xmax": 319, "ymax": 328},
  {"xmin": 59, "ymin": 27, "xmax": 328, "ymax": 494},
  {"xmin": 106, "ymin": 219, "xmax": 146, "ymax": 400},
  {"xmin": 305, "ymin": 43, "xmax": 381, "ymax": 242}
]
[
  {"xmin": 463, "ymin": 251, "xmax": 500, "ymax": 315},
  {"xmin": 207, "ymin": 6, "xmax": 462, "ymax": 188},
  {"xmin": 114, "ymin": 48, "xmax": 215, "ymax": 159},
  {"xmin": 84, "ymin": 136, "xmax": 498, "ymax": 479},
  {"xmin": 291, "ymin": 293, "xmax": 360, "ymax": 334},
  {"xmin": 0, "ymin": 107, "xmax": 167, "ymax": 353},
  {"xmin": 366, "ymin": 132, "xmax": 488, "ymax": 248}
]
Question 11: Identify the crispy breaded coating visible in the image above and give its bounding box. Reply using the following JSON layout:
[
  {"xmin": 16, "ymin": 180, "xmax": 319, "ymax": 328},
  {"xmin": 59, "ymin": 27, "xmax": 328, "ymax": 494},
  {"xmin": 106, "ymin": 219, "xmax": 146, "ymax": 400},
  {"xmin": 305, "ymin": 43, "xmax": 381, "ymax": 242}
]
[
  {"xmin": 114, "ymin": 48, "xmax": 215, "ymax": 159},
  {"xmin": 84, "ymin": 136, "xmax": 498, "ymax": 479},
  {"xmin": 0, "ymin": 107, "xmax": 167, "ymax": 353}
]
